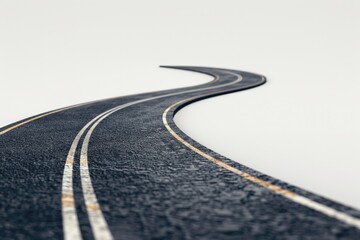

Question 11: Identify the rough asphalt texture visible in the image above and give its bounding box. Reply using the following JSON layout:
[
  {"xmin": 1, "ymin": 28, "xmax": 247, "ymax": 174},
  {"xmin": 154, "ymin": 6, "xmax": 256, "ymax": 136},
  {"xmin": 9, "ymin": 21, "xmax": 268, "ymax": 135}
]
[{"xmin": 1, "ymin": 66, "xmax": 360, "ymax": 239}]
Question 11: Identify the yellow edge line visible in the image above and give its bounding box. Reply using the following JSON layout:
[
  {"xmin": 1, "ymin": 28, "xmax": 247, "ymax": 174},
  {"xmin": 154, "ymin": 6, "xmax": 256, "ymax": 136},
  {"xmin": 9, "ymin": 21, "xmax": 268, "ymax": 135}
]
[
  {"xmin": 162, "ymin": 98, "xmax": 295, "ymax": 197},
  {"xmin": 0, "ymin": 103, "xmax": 89, "ymax": 135},
  {"xmin": 162, "ymin": 97, "xmax": 360, "ymax": 229}
]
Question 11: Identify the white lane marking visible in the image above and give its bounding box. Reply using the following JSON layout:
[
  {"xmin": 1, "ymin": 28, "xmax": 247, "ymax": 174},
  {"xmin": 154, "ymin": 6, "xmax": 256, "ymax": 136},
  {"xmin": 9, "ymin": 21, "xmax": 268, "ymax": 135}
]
[
  {"xmin": 80, "ymin": 115, "xmax": 115, "ymax": 240},
  {"xmin": 162, "ymin": 98, "xmax": 360, "ymax": 230},
  {"xmin": 62, "ymin": 108, "xmax": 119, "ymax": 240},
  {"xmin": 67, "ymin": 71, "xmax": 241, "ymax": 239},
  {"xmin": 291, "ymin": 195, "xmax": 360, "ymax": 229},
  {"xmin": 62, "ymin": 71, "xmax": 244, "ymax": 239},
  {"xmin": 61, "ymin": 98, "xmax": 143, "ymax": 240}
]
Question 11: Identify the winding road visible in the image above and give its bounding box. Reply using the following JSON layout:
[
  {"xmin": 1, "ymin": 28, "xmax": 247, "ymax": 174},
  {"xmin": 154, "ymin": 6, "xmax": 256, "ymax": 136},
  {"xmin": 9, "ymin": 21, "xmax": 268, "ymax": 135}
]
[{"xmin": 1, "ymin": 66, "xmax": 360, "ymax": 239}]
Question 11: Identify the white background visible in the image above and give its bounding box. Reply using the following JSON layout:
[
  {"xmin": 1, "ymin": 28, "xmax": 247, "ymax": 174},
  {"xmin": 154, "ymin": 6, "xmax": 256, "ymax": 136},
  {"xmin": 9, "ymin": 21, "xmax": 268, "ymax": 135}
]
[{"xmin": 1, "ymin": 1, "xmax": 359, "ymax": 209}]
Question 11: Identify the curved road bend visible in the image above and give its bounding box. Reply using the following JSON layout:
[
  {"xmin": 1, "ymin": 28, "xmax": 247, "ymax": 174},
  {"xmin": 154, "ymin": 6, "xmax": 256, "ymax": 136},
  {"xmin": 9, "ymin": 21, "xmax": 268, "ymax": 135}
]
[{"xmin": 0, "ymin": 66, "xmax": 360, "ymax": 239}]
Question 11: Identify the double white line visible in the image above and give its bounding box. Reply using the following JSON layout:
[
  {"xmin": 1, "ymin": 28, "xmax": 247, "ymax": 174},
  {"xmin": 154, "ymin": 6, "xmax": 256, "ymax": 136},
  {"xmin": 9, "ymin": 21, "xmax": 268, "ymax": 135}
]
[
  {"xmin": 2, "ymin": 68, "xmax": 358, "ymax": 238},
  {"xmin": 61, "ymin": 72, "xmax": 243, "ymax": 240},
  {"xmin": 61, "ymin": 68, "xmax": 360, "ymax": 240}
]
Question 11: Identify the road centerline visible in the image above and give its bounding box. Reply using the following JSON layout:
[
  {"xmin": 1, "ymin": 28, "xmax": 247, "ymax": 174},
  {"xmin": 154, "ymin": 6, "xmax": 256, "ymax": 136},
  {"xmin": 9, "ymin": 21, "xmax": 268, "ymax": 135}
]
[{"xmin": 62, "ymin": 71, "xmax": 246, "ymax": 239}]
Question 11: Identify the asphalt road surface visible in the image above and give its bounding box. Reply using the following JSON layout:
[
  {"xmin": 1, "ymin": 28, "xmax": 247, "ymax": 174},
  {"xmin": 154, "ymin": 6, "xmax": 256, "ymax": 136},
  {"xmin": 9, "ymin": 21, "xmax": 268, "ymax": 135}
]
[{"xmin": 1, "ymin": 66, "xmax": 360, "ymax": 240}]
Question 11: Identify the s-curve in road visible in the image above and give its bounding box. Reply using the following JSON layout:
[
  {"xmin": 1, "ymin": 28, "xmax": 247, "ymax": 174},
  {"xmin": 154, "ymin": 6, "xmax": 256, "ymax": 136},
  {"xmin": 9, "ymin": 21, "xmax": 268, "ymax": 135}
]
[{"xmin": 1, "ymin": 66, "xmax": 360, "ymax": 239}]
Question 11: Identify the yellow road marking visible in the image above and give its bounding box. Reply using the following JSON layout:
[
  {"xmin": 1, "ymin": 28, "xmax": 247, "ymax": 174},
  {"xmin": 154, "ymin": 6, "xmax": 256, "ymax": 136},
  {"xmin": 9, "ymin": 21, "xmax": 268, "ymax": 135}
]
[
  {"xmin": 162, "ymin": 98, "xmax": 296, "ymax": 197},
  {"xmin": 66, "ymin": 158, "xmax": 74, "ymax": 165},
  {"xmin": 62, "ymin": 193, "xmax": 74, "ymax": 199},
  {"xmin": 62, "ymin": 194, "xmax": 75, "ymax": 207},
  {"xmin": 163, "ymin": 97, "xmax": 360, "ymax": 229},
  {"xmin": 80, "ymin": 159, "xmax": 88, "ymax": 164},
  {"xmin": 86, "ymin": 204, "xmax": 101, "ymax": 212},
  {"xmin": 0, "ymin": 102, "xmax": 92, "ymax": 135}
]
